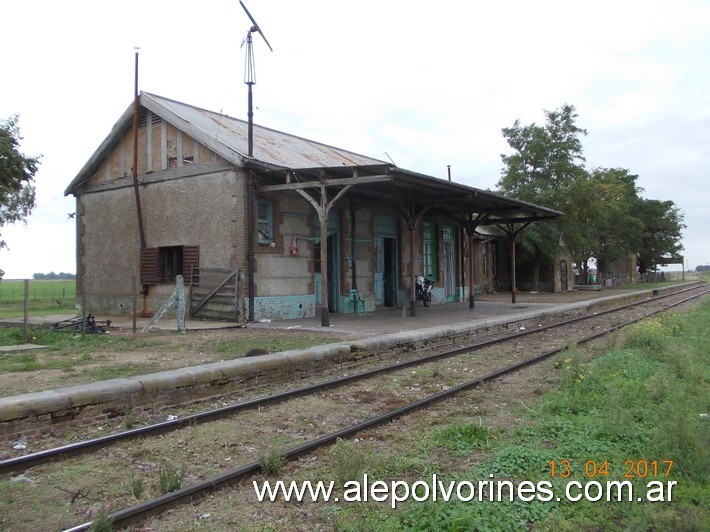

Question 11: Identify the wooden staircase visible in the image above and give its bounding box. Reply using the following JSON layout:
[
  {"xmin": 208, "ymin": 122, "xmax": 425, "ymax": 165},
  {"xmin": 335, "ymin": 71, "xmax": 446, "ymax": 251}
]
[{"xmin": 188, "ymin": 268, "xmax": 244, "ymax": 323}]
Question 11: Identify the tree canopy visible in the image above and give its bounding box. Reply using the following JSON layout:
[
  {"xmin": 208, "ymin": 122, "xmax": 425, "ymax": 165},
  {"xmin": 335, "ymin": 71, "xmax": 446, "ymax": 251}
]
[
  {"xmin": 497, "ymin": 104, "xmax": 685, "ymax": 284},
  {"xmin": 0, "ymin": 115, "xmax": 39, "ymax": 249},
  {"xmin": 497, "ymin": 105, "xmax": 588, "ymax": 276},
  {"xmin": 32, "ymin": 271, "xmax": 76, "ymax": 280},
  {"xmin": 635, "ymin": 198, "xmax": 685, "ymax": 274}
]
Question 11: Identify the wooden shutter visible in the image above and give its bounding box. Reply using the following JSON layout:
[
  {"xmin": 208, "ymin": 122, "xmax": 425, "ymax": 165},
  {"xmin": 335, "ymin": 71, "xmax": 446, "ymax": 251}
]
[
  {"xmin": 140, "ymin": 248, "xmax": 159, "ymax": 285},
  {"xmin": 182, "ymin": 245, "xmax": 200, "ymax": 285}
]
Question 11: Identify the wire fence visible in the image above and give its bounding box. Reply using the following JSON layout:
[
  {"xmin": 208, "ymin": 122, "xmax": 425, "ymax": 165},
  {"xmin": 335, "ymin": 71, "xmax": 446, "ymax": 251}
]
[{"xmin": 0, "ymin": 280, "xmax": 75, "ymax": 303}]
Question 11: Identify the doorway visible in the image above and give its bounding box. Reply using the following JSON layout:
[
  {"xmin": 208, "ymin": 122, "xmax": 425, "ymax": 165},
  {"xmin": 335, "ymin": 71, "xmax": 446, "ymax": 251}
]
[
  {"xmin": 375, "ymin": 237, "xmax": 397, "ymax": 307},
  {"xmin": 441, "ymin": 225, "xmax": 458, "ymax": 301},
  {"xmin": 314, "ymin": 234, "xmax": 340, "ymax": 312},
  {"xmin": 374, "ymin": 216, "xmax": 398, "ymax": 307}
]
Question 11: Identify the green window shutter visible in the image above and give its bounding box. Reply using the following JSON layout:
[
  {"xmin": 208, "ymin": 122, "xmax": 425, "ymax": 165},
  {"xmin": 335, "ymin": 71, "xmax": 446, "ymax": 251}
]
[
  {"xmin": 257, "ymin": 199, "xmax": 273, "ymax": 244},
  {"xmin": 423, "ymin": 222, "xmax": 438, "ymax": 280}
]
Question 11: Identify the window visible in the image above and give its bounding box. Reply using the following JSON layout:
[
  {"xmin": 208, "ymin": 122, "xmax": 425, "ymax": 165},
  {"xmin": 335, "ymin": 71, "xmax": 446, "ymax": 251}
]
[
  {"xmin": 140, "ymin": 245, "xmax": 199, "ymax": 285},
  {"xmin": 160, "ymin": 246, "xmax": 183, "ymax": 283},
  {"xmin": 257, "ymin": 199, "xmax": 273, "ymax": 244},
  {"xmin": 422, "ymin": 222, "xmax": 437, "ymax": 280}
]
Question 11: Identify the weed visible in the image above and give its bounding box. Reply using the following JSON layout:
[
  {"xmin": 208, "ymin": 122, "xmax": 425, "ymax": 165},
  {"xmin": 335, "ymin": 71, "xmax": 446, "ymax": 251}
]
[
  {"xmin": 260, "ymin": 452, "xmax": 286, "ymax": 477},
  {"xmin": 329, "ymin": 438, "xmax": 368, "ymax": 485},
  {"xmin": 128, "ymin": 475, "xmax": 144, "ymax": 499},
  {"xmin": 653, "ymin": 397, "xmax": 708, "ymax": 480},
  {"xmin": 123, "ymin": 409, "xmax": 136, "ymax": 430},
  {"xmin": 87, "ymin": 512, "xmax": 114, "ymax": 532},
  {"xmin": 158, "ymin": 462, "xmax": 186, "ymax": 494},
  {"xmin": 621, "ymin": 313, "xmax": 684, "ymax": 353},
  {"xmin": 488, "ymin": 444, "xmax": 555, "ymax": 477}
]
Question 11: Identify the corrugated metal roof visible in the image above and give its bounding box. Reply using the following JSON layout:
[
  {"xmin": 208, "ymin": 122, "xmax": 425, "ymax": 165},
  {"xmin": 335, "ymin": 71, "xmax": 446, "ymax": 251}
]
[
  {"xmin": 143, "ymin": 93, "xmax": 385, "ymax": 169},
  {"xmin": 65, "ymin": 92, "xmax": 386, "ymax": 195}
]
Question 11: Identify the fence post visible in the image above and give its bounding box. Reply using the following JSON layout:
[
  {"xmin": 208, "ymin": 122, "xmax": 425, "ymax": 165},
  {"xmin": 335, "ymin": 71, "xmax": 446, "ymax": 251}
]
[
  {"xmin": 23, "ymin": 280, "xmax": 29, "ymax": 344},
  {"xmin": 81, "ymin": 293, "xmax": 86, "ymax": 336},
  {"xmin": 132, "ymin": 276, "xmax": 137, "ymax": 334},
  {"xmin": 176, "ymin": 275, "xmax": 185, "ymax": 333}
]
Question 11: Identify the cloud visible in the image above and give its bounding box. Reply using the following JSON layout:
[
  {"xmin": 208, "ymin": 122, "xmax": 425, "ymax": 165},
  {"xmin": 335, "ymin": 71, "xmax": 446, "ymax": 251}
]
[{"xmin": 1, "ymin": 0, "xmax": 708, "ymax": 276}]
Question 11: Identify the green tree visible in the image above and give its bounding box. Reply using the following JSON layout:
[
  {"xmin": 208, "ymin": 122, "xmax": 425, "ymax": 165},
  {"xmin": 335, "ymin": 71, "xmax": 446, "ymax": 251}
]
[
  {"xmin": 497, "ymin": 104, "xmax": 588, "ymax": 289},
  {"xmin": 635, "ymin": 198, "xmax": 685, "ymax": 275},
  {"xmin": 0, "ymin": 115, "xmax": 39, "ymax": 249},
  {"xmin": 567, "ymin": 168, "xmax": 644, "ymax": 280}
]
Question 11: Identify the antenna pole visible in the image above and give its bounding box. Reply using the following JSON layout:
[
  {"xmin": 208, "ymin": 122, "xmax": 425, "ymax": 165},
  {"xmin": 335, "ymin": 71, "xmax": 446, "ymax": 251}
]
[{"xmin": 245, "ymin": 31, "xmax": 255, "ymax": 157}]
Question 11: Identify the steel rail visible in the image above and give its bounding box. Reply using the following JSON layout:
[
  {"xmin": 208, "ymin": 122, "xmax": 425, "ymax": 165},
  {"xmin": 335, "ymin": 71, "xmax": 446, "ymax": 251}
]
[
  {"xmin": 63, "ymin": 287, "xmax": 709, "ymax": 531},
  {"xmin": 2, "ymin": 282, "xmax": 706, "ymax": 475}
]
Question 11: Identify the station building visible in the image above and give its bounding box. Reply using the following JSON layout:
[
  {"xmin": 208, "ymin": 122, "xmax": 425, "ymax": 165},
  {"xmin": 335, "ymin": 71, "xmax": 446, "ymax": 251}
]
[{"xmin": 65, "ymin": 93, "xmax": 563, "ymax": 325}]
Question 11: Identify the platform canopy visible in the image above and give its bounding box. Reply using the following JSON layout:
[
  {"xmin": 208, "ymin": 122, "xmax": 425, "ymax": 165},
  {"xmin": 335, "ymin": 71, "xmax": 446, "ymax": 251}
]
[
  {"xmin": 250, "ymin": 163, "xmax": 563, "ymax": 224},
  {"xmin": 251, "ymin": 163, "xmax": 564, "ymax": 322}
]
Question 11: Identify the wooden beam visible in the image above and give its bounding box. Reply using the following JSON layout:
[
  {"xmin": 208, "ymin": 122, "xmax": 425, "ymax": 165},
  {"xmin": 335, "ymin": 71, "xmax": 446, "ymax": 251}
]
[
  {"xmin": 297, "ymin": 189, "xmax": 323, "ymax": 217},
  {"xmin": 329, "ymin": 184, "xmax": 352, "ymax": 207},
  {"xmin": 258, "ymin": 174, "xmax": 392, "ymax": 192}
]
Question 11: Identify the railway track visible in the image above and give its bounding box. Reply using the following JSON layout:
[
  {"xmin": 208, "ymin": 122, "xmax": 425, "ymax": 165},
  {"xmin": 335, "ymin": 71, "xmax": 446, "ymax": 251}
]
[{"xmin": 1, "ymin": 283, "xmax": 706, "ymax": 531}]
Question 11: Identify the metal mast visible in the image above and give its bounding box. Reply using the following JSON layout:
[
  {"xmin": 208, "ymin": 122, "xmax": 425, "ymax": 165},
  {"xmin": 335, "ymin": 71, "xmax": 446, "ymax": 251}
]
[
  {"xmin": 239, "ymin": 1, "xmax": 272, "ymax": 322},
  {"xmin": 239, "ymin": 0, "xmax": 272, "ymax": 157}
]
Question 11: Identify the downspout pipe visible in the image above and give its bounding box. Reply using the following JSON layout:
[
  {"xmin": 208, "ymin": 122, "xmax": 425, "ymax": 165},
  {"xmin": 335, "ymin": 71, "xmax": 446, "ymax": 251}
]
[
  {"xmin": 247, "ymin": 174, "xmax": 255, "ymax": 322},
  {"xmin": 132, "ymin": 49, "xmax": 147, "ymax": 294}
]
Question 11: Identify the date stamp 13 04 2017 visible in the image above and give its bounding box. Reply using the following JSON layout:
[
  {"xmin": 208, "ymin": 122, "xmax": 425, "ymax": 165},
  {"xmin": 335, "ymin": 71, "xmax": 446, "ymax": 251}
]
[{"xmin": 548, "ymin": 459, "xmax": 674, "ymax": 479}]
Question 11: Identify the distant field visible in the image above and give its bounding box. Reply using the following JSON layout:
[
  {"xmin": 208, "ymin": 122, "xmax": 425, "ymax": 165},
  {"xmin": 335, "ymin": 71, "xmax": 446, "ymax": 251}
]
[{"xmin": 0, "ymin": 279, "xmax": 76, "ymax": 318}]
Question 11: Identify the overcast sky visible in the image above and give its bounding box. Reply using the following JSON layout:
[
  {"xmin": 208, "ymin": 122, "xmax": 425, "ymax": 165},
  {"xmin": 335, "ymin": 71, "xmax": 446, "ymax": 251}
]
[{"xmin": 1, "ymin": 0, "xmax": 708, "ymax": 278}]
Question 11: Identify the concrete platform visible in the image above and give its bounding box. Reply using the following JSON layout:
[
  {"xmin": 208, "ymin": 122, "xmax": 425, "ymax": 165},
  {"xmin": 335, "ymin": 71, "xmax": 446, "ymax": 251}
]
[
  {"xmin": 99, "ymin": 288, "xmax": 654, "ymax": 336},
  {"xmin": 245, "ymin": 289, "xmax": 651, "ymax": 338}
]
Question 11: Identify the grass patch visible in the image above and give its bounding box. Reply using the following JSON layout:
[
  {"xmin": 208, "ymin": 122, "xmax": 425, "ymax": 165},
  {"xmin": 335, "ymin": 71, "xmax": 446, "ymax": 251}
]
[
  {"xmin": 342, "ymin": 299, "xmax": 709, "ymax": 530},
  {"xmin": 0, "ymin": 279, "xmax": 76, "ymax": 318},
  {"xmin": 432, "ymin": 423, "xmax": 490, "ymax": 455},
  {"xmin": 328, "ymin": 438, "xmax": 371, "ymax": 485},
  {"xmin": 0, "ymin": 326, "xmax": 158, "ymax": 378}
]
